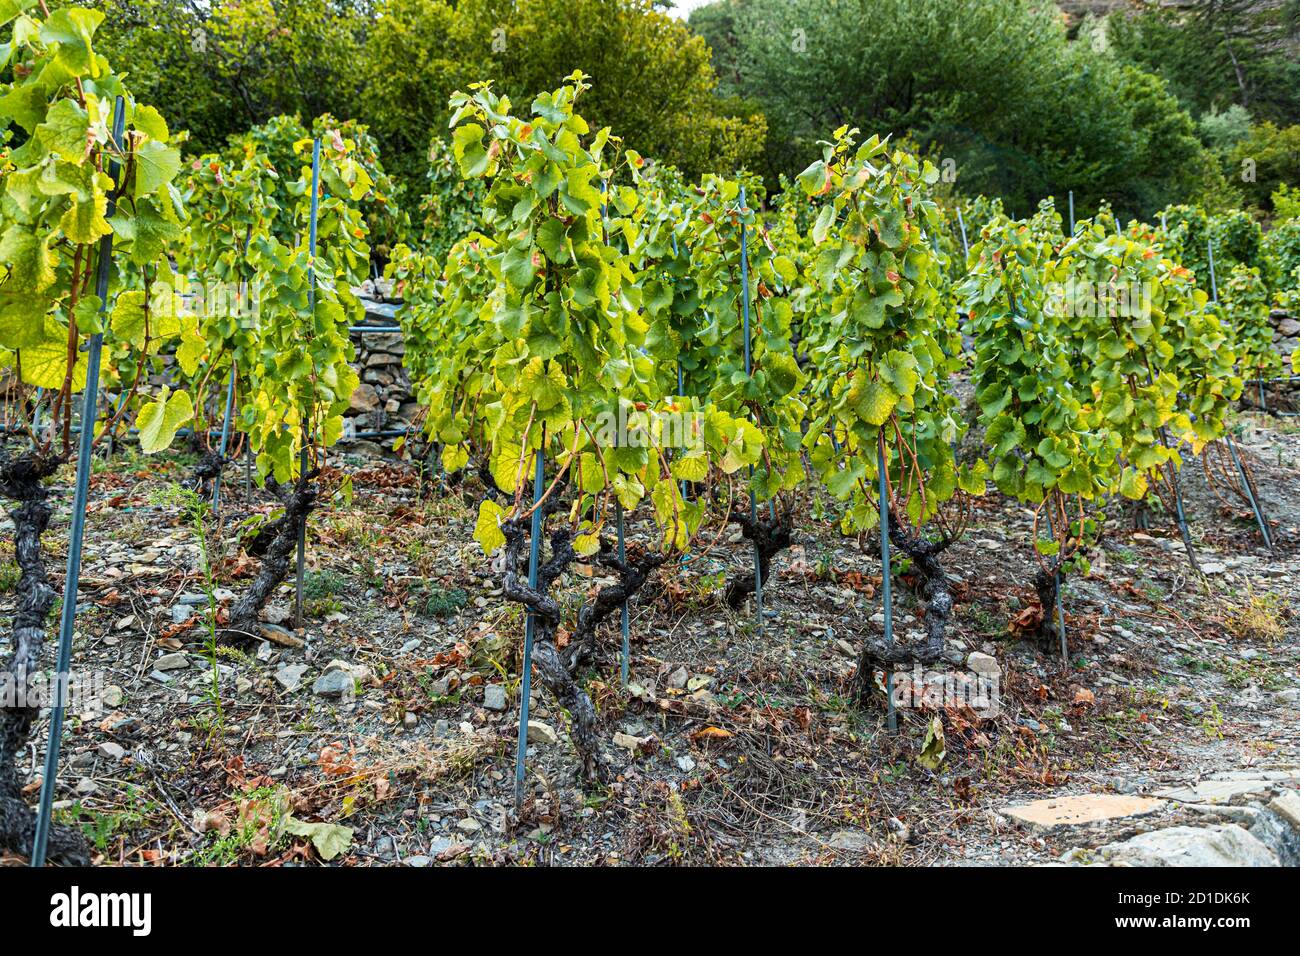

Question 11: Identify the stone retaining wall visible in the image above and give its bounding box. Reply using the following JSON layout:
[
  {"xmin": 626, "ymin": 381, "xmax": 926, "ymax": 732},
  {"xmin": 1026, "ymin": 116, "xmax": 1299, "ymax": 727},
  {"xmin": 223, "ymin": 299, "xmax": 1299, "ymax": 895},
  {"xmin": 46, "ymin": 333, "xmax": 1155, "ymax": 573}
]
[{"xmin": 341, "ymin": 299, "xmax": 420, "ymax": 447}]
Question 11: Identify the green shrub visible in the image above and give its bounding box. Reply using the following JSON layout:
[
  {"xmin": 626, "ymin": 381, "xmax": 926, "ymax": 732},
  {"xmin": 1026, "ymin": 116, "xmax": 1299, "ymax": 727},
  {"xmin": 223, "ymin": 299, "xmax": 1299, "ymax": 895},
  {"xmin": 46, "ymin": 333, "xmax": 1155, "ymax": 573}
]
[
  {"xmin": 1220, "ymin": 264, "xmax": 1280, "ymax": 378},
  {"xmin": 1263, "ymin": 219, "xmax": 1300, "ymax": 297}
]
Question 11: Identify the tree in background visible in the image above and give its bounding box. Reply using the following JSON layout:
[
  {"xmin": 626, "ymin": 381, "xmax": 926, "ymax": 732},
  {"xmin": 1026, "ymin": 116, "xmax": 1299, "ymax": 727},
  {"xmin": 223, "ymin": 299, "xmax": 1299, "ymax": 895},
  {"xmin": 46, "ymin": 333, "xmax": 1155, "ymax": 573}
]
[
  {"xmin": 1107, "ymin": 0, "xmax": 1300, "ymax": 213},
  {"xmin": 360, "ymin": 0, "xmax": 766, "ymax": 191},
  {"xmin": 689, "ymin": 0, "xmax": 1218, "ymax": 220},
  {"xmin": 1228, "ymin": 122, "xmax": 1300, "ymax": 212},
  {"xmin": 86, "ymin": 0, "xmax": 371, "ymax": 153},
  {"xmin": 90, "ymin": 0, "xmax": 763, "ymax": 203},
  {"xmin": 1108, "ymin": 0, "xmax": 1300, "ymax": 127}
]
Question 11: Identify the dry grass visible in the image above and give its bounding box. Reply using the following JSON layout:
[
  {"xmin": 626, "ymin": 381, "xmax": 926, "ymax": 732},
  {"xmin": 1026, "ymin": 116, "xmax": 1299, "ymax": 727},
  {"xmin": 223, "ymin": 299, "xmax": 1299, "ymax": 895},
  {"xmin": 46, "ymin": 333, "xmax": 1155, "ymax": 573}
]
[{"xmin": 1223, "ymin": 588, "xmax": 1286, "ymax": 644}]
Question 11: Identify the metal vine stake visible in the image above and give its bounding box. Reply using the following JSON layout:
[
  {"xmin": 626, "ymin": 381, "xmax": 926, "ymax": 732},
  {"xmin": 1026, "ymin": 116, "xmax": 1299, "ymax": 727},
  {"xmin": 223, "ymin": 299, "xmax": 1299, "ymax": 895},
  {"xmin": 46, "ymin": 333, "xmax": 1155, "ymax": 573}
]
[
  {"xmin": 31, "ymin": 99, "xmax": 127, "ymax": 869},
  {"xmin": 514, "ymin": 441, "xmax": 545, "ymax": 811},
  {"xmin": 295, "ymin": 138, "xmax": 323, "ymax": 630},
  {"xmin": 739, "ymin": 185, "xmax": 764, "ymax": 634}
]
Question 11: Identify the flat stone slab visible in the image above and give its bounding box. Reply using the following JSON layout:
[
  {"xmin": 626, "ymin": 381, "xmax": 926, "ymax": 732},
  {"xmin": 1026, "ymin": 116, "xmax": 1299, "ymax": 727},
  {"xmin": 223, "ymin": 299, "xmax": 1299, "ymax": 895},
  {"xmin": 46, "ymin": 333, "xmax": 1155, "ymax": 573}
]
[
  {"xmin": 1005, "ymin": 794, "xmax": 1165, "ymax": 830},
  {"xmin": 1155, "ymin": 774, "xmax": 1299, "ymax": 805},
  {"xmin": 1096, "ymin": 825, "xmax": 1279, "ymax": 867}
]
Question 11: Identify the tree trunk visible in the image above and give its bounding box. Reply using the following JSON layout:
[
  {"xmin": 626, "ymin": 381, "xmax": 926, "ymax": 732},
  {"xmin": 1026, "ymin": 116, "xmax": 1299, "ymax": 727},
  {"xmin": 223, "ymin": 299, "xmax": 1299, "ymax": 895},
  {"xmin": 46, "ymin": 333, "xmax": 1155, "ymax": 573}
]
[
  {"xmin": 0, "ymin": 452, "xmax": 90, "ymax": 864},
  {"xmin": 223, "ymin": 479, "xmax": 316, "ymax": 642}
]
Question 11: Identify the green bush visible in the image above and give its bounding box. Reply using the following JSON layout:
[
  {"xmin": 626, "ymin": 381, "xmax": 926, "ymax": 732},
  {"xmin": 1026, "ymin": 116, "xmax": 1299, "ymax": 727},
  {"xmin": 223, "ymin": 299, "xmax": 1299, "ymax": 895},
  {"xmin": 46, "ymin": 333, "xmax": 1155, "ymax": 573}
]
[
  {"xmin": 1229, "ymin": 122, "xmax": 1300, "ymax": 212},
  {"xmin": 691, "ymin": 0, "xmax": 1215, "ymax": 217},
  {"xmin": 1219, "ymin": 264, "xmax": 1279, "ymax": 378},
  {"xmin": 1263, "ymin": 220, "xmax": 1300, "ymax": 297},
  {"xmin": 231, "ymin": 114, "xmax": 409, "ymax": 262},
  {"xmin": 1160, "ymin": 205, "xmax": 1264, "ymax": 291}
]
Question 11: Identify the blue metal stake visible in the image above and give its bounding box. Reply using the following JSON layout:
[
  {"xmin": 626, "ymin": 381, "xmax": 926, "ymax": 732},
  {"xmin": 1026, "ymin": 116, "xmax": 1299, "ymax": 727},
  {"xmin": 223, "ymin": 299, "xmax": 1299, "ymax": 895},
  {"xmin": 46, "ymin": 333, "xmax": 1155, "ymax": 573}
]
[
  {"xmin": 1068, "ymin": 190, "xmax": 1075, "ymax": 235},
  {"xmin": 1146, "ymin": 365, "xmax": 1198, "ymax": 573},
  {"xmin": 514, "ymin": 444, "xmax": 545, "ymax": 810},
  {"xmin": 1226, "ymin": 435, "xmax": 1274, "ymax": 553},
  {"xmin": 676, "ymin": 362, "xmax": 688, "ymax": 500},
  {"xmin": 308, "ymin": 138, "xmax": 322, "ymax": 286},
  {"xmin": 671, "ymin": 232, "xmax": 689, "ymax": 501},
  {"xmin": 877, "ymin": 438, "xmax": 895, "ymax": 732},
  {"xmin": 599, "ymin": 181, "xmax": 632, "ymax": 681},
  {"xmin": 1164, "ymin": 433, "xmax": 1198, "ymax": 573},
  {"xmin": 31, "ymin": 98, "xmax": 126, "ymax": 867},
  {"xmin": 212, "ymin": 368, "xmax": 236, "ymax": 515},
  {"xmin": 739, "ymin": 186, "xmax": 763, "ymax": 633},
  {"xmin": 956, "ymin": 208, "xmax": 969, "ymax": 260},
  {"xmin": 295, "ymin": 139, "xmax": 322, "ymax": 630},
  {"xmin": 31, "ymin": 387, "xmax": 44, "ymax": 448}
]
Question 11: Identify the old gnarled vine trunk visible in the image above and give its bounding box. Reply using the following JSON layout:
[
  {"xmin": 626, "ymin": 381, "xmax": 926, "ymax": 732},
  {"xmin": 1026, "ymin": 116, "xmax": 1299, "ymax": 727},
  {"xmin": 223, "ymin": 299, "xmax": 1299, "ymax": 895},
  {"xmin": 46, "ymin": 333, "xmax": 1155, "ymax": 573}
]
[
  {"xmin": 853, "ymin": 511, "xmax": 956, "ymax": 703},
  {"xmin": 187, "ymin": 450, "xmax": 229, "ymax": 496},
  {"xmin": 0, "ymin": 451, "xmax": 90, "ymax": 863},
  {"xmin": 724, "ymin": 506, "xmax": 793, "ymax": 609},
  {"xmin": 500, "ymin": 517, "xmax": 664, "ymax": 787},
  {"xmin": 1033, "ymin": 567, "xmax": 1062, "ymax": 648},
  {"xmin": 223, "ymin": 478, "xmax": 317, "ymax": 643}
]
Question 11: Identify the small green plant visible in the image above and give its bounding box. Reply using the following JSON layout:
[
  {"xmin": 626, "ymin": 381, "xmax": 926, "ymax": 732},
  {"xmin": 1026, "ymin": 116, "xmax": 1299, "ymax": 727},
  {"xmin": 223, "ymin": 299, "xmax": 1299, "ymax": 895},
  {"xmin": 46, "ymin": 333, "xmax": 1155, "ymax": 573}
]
[
  {"xmin": 61, "ymin": 799, "xmax": 149, "ymax": 854},
  {"xmin": 1200, "ymin": 702, "xmax": 1226, "ymax": 740},
  {"xmin": 306, "ymin": 595, "xmax": 344, "ymax": 618},
  {"xmin": 1224, "ymin": 590, "xmax": 1285, "ymax": 644},
  {"xmin": 302, "ymin": 569, "xmax": 349, "ymax": 601},
  {"xmin": 151, "ymin": 484, "xmax": 225, "ymax": 733},
  {"xmin": 417, "ymin": 583, "xmax": 468, "ymax": 617},
  {"xmin": 191, "ymin": 785, "xmax": 291, "ymax": 866},
  {"xmin": 0, "ymin": 561, "xmax": 19, "ymax": 594}
]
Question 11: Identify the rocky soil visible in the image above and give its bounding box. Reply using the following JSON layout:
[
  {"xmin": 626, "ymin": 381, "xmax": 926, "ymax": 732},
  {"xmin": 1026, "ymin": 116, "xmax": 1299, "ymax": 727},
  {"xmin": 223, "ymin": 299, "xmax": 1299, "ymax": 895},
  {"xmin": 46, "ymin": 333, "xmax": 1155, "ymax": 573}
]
[{"xmin": 0, "ymin": 404, "xmax": 1297, "ymax": 867}]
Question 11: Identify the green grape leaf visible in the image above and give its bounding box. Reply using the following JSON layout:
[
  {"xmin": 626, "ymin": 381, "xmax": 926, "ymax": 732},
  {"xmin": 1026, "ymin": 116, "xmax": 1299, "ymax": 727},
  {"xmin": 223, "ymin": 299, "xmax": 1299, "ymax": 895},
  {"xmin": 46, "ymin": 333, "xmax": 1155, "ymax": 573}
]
[
  {"xmin": 131, "ymin": 103, "xmax": 169, "ymax": 143},
  {"xmin": 501, "ymin": 243, "xmax": 537, "ymax": 289},
  {"xmin": 442, "ymin": 443, "xmax": 469, "ymax": 473},
  {"xmin": 40, "ymin": 7, "xmax": 103, "ymax": 75},
  {"xmin": 854, "ymin": 379, "xmax": 898, "ymax": 426},
  {"xmin": 283, "ymin": 818, "xmax": 353, "ymax": 862},
  {"xmin": 59, "ymin": 186, "xmax": 110, "ymax": 243},
  {"xmin": 451, "ymin": 123, "xmax": 489, "ymax": 178},
  {"xmin": 19, "ymin": 320, "xmax": 85, "ymax": 388},
  {"xmin": 134, "ymin": 139, "xmax": 182, "ymax": 199},
  {"xmin": 1117, "ymin": 467, "xmax": 1148, "ymax": 500},
  {"xmin": 474, "ymin": 499, "xmax": 507, "ymax": 554},
  {"xmin": 36, "ymin": 98, "xmax": 89, "ymax": 163},
  {"xmin": 137, "ymin": 386, "xmax": 193, "ymax": 453},
  {"xmin": 109, "ymin": 290, "xmax": 147, "ymax": 348}
]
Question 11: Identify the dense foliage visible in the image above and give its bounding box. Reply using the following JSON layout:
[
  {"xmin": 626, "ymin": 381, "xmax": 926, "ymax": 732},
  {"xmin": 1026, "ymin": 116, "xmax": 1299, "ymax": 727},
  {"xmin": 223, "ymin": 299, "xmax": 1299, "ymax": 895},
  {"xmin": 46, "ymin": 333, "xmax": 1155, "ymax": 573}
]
[
  {"xmin": 3, "ymin": 0, "xmax": 1298, "ymax": 822},
  {"xmin": 690, "ymin": 0, "xmax": 1220, "ymax": 219},
  {"xmin": 88, "ymin": 0, "xmax": 763, "ymax": 200}
]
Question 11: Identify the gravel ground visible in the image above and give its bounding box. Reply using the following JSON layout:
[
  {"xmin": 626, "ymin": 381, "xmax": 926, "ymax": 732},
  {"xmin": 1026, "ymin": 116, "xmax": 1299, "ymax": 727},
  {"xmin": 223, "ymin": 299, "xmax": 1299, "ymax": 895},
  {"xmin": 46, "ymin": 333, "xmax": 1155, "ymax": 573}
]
[{"xmin": 1, "ymin": 406, "xmax": 1297, "ymax": 867}]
